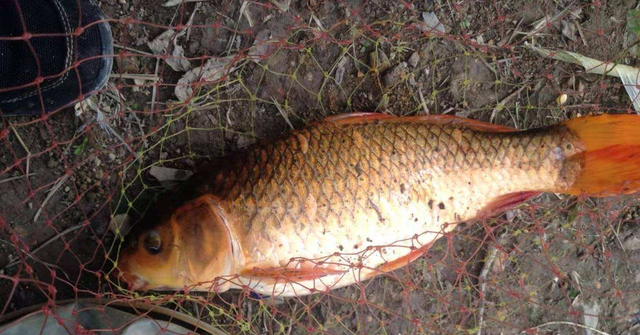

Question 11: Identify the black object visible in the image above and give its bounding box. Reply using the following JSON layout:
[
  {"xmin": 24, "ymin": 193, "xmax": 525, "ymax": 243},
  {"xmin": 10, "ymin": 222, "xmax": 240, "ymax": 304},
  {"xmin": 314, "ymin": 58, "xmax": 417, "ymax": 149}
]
[{"xmin": 0, "ymin": 0, "xmax": 113, "ymax": 116}]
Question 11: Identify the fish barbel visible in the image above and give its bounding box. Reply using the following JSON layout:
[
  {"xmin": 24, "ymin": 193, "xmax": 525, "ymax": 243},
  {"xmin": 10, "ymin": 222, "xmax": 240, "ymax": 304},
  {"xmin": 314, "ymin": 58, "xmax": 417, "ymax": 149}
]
[{"xmin": 116, "ymin": 113, "xmax": 640, "ymax": 296}]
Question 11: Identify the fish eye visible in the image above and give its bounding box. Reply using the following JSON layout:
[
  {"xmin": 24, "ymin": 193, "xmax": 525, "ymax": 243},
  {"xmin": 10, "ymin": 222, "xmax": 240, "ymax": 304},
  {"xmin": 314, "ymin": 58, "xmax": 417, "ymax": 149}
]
[{"xmin": 143, "ymin": 230, "xmax": 162, "ymax": 255}]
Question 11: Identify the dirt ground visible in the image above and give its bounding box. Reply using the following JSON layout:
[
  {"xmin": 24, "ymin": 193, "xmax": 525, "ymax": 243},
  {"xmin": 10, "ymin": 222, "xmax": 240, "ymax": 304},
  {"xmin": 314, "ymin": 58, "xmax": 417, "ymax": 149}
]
[{"xmin": 1, "ymin": 0, "xmax": 640, "ymax": 334}]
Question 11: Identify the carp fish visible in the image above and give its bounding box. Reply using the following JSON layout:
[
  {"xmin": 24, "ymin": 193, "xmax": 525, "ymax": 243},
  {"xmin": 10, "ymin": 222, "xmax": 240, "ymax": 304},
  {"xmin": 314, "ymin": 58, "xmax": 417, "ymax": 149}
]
[{"xmin": 115, "ymin": 113, "xmax": 640, "ymax": 297}]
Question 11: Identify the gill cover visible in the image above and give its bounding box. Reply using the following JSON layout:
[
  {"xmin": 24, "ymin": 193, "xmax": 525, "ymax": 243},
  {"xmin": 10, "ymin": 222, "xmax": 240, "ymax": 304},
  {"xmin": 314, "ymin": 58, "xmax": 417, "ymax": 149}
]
[{"xmin": 118, "ymin": 195, "xmax": 237, "ymax": 291}]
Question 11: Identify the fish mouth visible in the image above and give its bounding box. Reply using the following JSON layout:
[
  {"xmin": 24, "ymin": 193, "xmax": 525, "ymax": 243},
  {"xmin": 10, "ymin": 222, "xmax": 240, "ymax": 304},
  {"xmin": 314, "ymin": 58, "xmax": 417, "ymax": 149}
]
[{"xmin": 114, "ymin": 268, "xmax": 149, "ymax": 291}]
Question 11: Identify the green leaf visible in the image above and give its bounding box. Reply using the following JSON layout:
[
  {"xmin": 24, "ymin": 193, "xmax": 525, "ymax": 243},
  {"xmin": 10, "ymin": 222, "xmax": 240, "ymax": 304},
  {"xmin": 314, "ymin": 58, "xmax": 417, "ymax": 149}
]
[
  {"xmin": 73, "ymin": 137, "xmax": 88, "ymax": 155},
  {"xmin": 628, "ymin": 9, "xmax": 640, "ymax": 35},
  {"xmin": 569, "ymin": 288, "xmax": 580, "ymax": 299}
]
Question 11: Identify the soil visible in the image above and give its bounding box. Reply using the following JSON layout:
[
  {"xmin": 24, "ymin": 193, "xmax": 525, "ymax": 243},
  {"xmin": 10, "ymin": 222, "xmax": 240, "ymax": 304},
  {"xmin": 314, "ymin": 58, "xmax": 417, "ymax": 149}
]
[{"xmin": 1, "ymin": 0, "xmax": 640, "ymax": 334}]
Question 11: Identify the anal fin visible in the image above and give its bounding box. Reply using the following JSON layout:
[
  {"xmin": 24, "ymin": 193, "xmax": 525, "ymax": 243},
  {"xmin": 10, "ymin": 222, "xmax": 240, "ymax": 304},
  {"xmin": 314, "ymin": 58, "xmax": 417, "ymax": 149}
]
[{"xmin": 377, "ymin": 242, "xmax": 433, "ymax": 273}]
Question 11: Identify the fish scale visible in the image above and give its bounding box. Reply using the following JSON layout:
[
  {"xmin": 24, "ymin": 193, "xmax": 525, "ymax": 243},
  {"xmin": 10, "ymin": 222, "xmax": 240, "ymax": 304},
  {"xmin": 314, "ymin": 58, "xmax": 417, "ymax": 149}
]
[
  {"xmin": 211, "ymin": 120, "xmax": 577, "ymax": 281},
  {"xmin": 119, "ymin": 113, "xmax": 640, "ymax": 296}
]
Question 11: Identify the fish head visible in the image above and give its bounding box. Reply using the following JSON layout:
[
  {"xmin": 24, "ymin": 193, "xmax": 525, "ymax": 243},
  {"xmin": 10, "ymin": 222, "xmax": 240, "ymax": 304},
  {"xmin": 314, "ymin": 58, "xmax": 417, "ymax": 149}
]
[{"xmin": 117, "ymin": 195, "xmax": 236, "ymax": 292}]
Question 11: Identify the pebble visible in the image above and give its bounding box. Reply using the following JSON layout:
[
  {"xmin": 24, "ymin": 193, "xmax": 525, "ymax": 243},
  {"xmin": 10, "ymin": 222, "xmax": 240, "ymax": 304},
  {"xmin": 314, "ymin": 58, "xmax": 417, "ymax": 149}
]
[
  {"xmin": 408, "ymin": 73, "xmax": 417, "ymax": 86},
  {"xmin": 108, "ymin": 153, "xmax": 116, "ymax": 161},
  {"xmin": 47, "ymin": 158, "xmax": 58, "ymax": 169},
  {"xmin": 623, "ymin": 235, "xmax": 640, "ymax": 251},
  {"xmin": 408, "ymin": 52, "xmax": 420, "ymax": 67},
  {"xmin": 237, "ymin": 135, "xmax": 256, "ymax": 148},
  {"xmin": 64, "ymin": 186, "xmax": 70, "ymax": 192},
  {"xmin": 188, "ymin": 40, "xmax": 200, "ymax": 55},
  {"xmin": 383, "ymin": 62, "xmax": 407, "ymax": 87}
]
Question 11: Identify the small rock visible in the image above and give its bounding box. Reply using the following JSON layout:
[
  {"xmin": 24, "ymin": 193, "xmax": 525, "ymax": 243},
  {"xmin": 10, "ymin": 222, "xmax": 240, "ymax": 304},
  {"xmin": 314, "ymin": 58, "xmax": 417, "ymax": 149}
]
[
  {"xmin": 623, "ymin": 234, "xmax": 640, "ymax": 251},
  {"xmin": 64, "ymin": 186, "xmax": 70, "ymax": 192},
  {"xmin": 578, "ymin": 300, "xmax": 600, "ymax": 335},
  {"xmin": 408, "ymin": 52, "xmax": 420, "ymax": 67},
  {"xmin": 108, "ymin": 153, "xmax": 116, "ymax": 161},
  {"xmin": 383, "ymin": 62, "xmax": 407, "ymax": 87},
  {"xmin": 160, "ymin": 152, "xmax": 168, "ymax": 160},
  {"xmin": 419, "ymin": 12, "xmax": 446, "ymax": 34},
  {"xmin": 408, "ymin": 73, "xmax": 417, "ymax": 86},
  {"xmin": 369, "ymin": 49, "xmax": 391, "ymax": 72},
  {"xmin": 118, "ymin": 0, "xmax": 126, "ymax": 4},
  {"xmin": 237, "ymin": 135, "xmax": 256, "ymax": 148},
  {"xmin": 188, "ymin": 40, "xmax": 200, "ymax": 55},
  {"xmin": 94, "ymin": 157, "xmax": 102, "ymax": 167},
  {"xmin": 47, "ymin": 158, "xmax": 58, "ymax": 169}
]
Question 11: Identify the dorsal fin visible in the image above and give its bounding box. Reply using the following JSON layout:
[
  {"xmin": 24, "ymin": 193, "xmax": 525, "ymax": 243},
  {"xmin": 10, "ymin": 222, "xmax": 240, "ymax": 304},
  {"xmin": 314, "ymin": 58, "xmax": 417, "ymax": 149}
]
[
  {"xmin": 325, "ymin": 113, "xmax": 518, "ymax": 133},
  {"xmin": 324, "ymin": 112, "xmax": 397, "ymax": 124}
]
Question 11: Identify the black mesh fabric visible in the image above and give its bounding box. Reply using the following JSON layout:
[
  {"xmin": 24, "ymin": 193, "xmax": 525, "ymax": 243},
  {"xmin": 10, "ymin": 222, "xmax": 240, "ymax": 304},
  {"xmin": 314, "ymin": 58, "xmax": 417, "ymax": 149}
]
[
  {"xmin": 0, "ymin": 0, "xmax": 112, "ymax": 115},
  {"xmin": 0, "ymin": 0, "xmax": 69, "ymax": 95}
]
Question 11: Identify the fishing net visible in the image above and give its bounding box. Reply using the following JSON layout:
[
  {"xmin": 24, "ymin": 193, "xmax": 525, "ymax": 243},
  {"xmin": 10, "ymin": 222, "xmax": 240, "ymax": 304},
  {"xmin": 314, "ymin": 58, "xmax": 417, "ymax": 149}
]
[{"xmin": 1, "ymin": 0, "xmax": 640, "ymax": 334}]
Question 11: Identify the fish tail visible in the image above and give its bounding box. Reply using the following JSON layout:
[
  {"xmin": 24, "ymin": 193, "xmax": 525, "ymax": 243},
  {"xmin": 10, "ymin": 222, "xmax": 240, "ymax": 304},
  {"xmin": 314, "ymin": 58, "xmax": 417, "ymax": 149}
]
[{"xmin": 561, "ymin": 114, "xmax": 640, "ymax": 196}]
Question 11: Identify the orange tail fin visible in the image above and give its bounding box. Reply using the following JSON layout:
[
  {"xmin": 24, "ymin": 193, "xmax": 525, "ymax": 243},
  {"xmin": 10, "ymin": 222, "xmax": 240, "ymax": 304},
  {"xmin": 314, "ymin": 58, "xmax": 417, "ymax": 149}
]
[{"xmin": 562, "ymin": 114, "xmax": 640, "ymax": 197}]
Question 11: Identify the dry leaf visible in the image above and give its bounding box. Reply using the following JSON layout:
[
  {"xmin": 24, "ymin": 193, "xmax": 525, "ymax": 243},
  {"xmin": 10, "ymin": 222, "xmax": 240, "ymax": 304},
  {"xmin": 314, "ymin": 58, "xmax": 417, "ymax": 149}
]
[
  {"xmin": 109, "ymin": 214, "xmax": 131, "ymax": 237},
  {"xmin": 149, "ymin": 166, "xmax": 194, "ymax": 189},
  {"xmin": 334, "ymin": 56, "xmax": 348, "ymax": 85},
  {"xmin": 530, "ymin": 45, "xmax": 640, "ymax": 111},
  {"xmin": 148, "ymin": 30, "xmax": 191, "ymax": 72},
  {"xmin": 148, "ymin": 30, "xmax": 175, "ymax": 55},
  {"xmin": 248, "ymin": 30, "xmax": 275, "ymax": 62},
  {"xmin": 557, "ymin": 93, "xmax": 568, "ymax": 106},
  {"xmin": 162, "ymin": 0, "xmax": 183, "ymax": 6},
  {"xmin": 149, "ymin": 166, "xmax": 193, "ymax": 181},
  {"xmin": 175, "ymin": 57, "xmax": 234, "ymax": 101},
  {"xmin": 561, "ymin": 21, "xmax": 577, "ymax": 41},
  {"xmin": 168, "ymin": 42, "xmax": 192, "ymax": 72}
]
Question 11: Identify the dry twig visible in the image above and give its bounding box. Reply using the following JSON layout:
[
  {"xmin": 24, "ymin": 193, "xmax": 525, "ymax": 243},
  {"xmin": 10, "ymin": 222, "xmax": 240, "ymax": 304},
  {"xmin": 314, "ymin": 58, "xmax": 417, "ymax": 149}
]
[
  {"xmin": 476, "ymin": 234, "xmax": 503, "ymax": 335},
  {"xmin": 33, "ymin": 175, "xmax": 69, "ymax": 223},
  {"xmin": 521, "ymin": 321, "xmax": 610, "ymax": 335}
]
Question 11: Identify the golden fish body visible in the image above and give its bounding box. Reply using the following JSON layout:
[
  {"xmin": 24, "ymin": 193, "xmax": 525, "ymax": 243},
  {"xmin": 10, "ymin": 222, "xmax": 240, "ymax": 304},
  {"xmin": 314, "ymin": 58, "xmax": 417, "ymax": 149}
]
[{"xmin": 117, "ymin": 113, "xmax": 640, "ymax": 296}]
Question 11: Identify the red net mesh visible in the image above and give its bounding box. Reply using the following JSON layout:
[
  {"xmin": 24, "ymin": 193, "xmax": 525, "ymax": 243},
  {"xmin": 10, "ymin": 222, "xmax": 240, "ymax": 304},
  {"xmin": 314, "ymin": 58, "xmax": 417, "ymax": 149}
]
[{"xmin": 1, "ymin": 0, "xmax": 640, "ymax": 334}]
